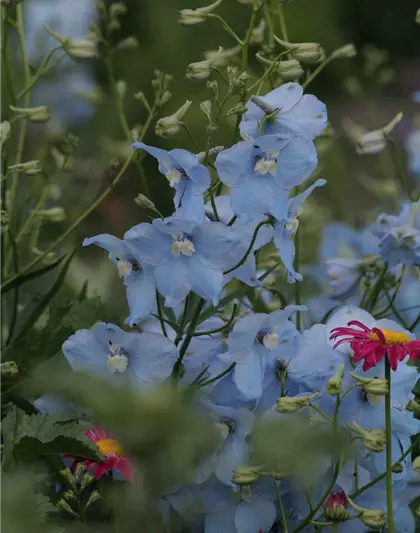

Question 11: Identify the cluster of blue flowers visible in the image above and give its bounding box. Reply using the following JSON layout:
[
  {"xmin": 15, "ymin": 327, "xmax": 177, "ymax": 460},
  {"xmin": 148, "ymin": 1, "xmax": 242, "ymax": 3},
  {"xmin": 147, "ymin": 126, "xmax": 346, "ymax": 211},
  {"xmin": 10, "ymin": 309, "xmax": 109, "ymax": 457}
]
[{"xmin": 36, "ymin": 83, "xmax": 420, "ymax": 533}]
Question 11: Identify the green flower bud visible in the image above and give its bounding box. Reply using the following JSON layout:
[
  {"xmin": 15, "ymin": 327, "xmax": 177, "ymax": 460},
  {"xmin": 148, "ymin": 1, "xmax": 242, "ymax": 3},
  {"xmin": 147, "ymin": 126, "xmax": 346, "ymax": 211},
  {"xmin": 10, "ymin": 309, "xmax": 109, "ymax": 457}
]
[
  {"xmin": 10, "ymin": 105, "xmax": 50, "ymax": 123},
  {"xmin": 349, "ymin": 372, "xmax": 389, "ymax": 396},
  {"xmin": 269, "ymin": 468, "xmax": 288, "ymax": 480},
  {"xmin": 44, "ymin": 26, "xmax": 98, "ymax": 59},
  {"xmin": 110, "ymin": 2, "xmax": 127, "ymax": 17},
  {"xmin": 0, "ymin": 361, "xmax": 18, "ymax": 378},
  {"xmin": 178, "ymin": 0, "xmax": 222, "ymax": 25},
  {"xmin": 412, "ymin": 456, "xmax": 420, "ymax": 473},
  {"xmin": 331, "ymin": 44, "xmax": 357, "ymax": 59},
  {"xmin": 416, "ymin": 8, "xmax": 420, "ymax": 24},
  {"xmin": 134, "ymin": 194, "xmax": 158, "ymax": 213},
  {"xmin": 9, "ymin": 160, "xmax": 42, "ymax": 175},
  {"xmin": 0, "ymin": 121, "xmax": 11, "ymax": 143},
  {"xmin": 56, "ymin": 498, "xmax": 78, "ymax": 516},
  {"xmin": 232, "ymin": 466, "xmax": 262, "ymax": 486},
  {"xmin": 355, "ymin": 112, "xmax": 403, "ymax": 155},
  {"xmin": 34, "ymin": 207, "xmax": 66, "ymax": 223},
  {"xmin": 277, "ymin": 59, "xmax": 304, "ymax": 81},
  {"xmin": 392, "ymin": 461, "xmax": 403, "ymax": 473},
  {"xmin": 324, "ymin": 489, "xmax": 349, "ymax": 522},
  {"xmin": 250, "ymin": 18, "xmax": 266, "ymax": 45},
  {"xmin": 80, "ymin": 474, "xmax": 95, "ymax": 491},
  {"xmin": 197, "ymin": 145, "xmax": 224, "ymax": 162},
  {"xmin": 347, "ymin": 498, "xmax": 387, "ymax": 529},
  {"xmin": 60, "ymin": 468, "xmax": 77, "ymax": 490},
  {"xmin": 116, "ymin": 36, "xmax": 139, "ymax": 50},
  {"xmin": 63, "ymin": 490, "xmax": 76, "ymax": 501},
  {"xmin": 276, "ymin": 392, "xmax": 318, "ymax": 414},
  {"xmin": 204, "ymin": 45, "xmax": 241, "ymax": 68},
  {"xmin": 155, "ymin": 100, "xmax": 192, "ymax": 137},
  {"xmin": 187, "ymin": 59, "xmax": 213, "ymax": 80},
  {"xmin": 1, "ymin": 210, "xmax": 9, "ymax": 234},
  {"xmin": 86, "ymin": 490, "xmax": 102, "ymax": 507},
  {"xmin": 406, "ymin": 399, "xmax": 420, "ymax": 414},
  {"xmin": 274, "ymin": 36, "xmax": 324, "ymax": 64},
  {"xmin": 327, "ymin": 364, "xmax": 345, "ymax": 396},
  {"xmin": 351, "ymin": 422, "xmax": 386, "ymax": 452}
]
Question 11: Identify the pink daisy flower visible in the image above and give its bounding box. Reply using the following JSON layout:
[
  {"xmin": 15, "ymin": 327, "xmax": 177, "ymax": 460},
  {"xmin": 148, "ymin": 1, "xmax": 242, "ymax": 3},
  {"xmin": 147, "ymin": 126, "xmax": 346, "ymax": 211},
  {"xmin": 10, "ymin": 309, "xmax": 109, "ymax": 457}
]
[
  {"xmin": 68, "ymin": 426, "xmax": 133, "ymax": 482},
  {"xmin": 329, "ymin": 320, "xmax": 420, "ymax": 371}
]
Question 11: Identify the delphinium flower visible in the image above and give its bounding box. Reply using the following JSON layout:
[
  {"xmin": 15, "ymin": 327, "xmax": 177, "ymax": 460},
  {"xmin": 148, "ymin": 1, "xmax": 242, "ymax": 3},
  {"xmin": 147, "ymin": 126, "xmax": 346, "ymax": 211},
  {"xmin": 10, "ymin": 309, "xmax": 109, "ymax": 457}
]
[
  {"xmin": 83, "ymin": 233, "xmax": 155, "ymax": 326},
  {"xmin": 219, "ymin": 306, "xmax": 303, "ymax": 399},
  {"xmin": 124, "ymin": 216, "xmax": 246, "ymax": 307},
  {"xmin": 63, "ymin": 322, "xmax": 178, "ymax": 387},
  {"xmin": 239, "ymin": 82, "xmax": 327, "ymax": 141},
  {"xmin": 215, "ymin": 133, "xmax": 318, "ymax": 221},
  {"xmin": 373, "ymin": 200, "xmax": 420, "ymax": 267},
  {"xmin": 67, "ymin": 426, "xmax": 133, "ymax": 481},
  {"xmin": 132, "ymin": 142, "xmax": 210, "ymax": 222}
]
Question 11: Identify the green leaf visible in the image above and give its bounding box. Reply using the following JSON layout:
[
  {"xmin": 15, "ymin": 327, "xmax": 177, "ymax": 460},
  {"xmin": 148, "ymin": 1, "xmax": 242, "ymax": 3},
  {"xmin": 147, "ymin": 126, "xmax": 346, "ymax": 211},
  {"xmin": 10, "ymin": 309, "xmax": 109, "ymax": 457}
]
[
  {"xmin": 412, "ymin": 377, "xmax": 420, "ymax": 397},
  {"xmin": 1, "ymin": 254, "xmax": 69, "ymax": 295}
]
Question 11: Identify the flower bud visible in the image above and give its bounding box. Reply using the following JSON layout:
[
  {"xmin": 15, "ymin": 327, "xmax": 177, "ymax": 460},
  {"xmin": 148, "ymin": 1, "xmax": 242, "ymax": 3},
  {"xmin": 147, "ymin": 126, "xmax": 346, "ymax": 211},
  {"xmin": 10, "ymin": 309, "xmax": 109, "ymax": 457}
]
[
  {"xmin": 80, "ymin": 473, "xmax": 95, "ymax": 491},
  {"xmin": 356, "ymin": 112, "xmax": 403, "ymax": 155},
  {"xmin": 86, "ymin": 490, "xmax": 102, "ymax": 507},
  {"xmin": 8, "ymin": 160, "xmax": 42, "ymax": 175},
  {"xmin": 60, "ymin": 468, "xmax": 77, "ymax": 490},
  {"xmin": 250, "ymin": 18, "xmax": 266, "ymax": 45},
  {"xmin": 224, "ymin": 103, "xmax": 247, "ymax": 117},
  {"xmin": 351, "ymin": 422, "xmax": 386, "ymax": 452},
  {"xmin": 324, "ymin": 489, "xmax": 349, "ymax": 522},
  {"xmin": 10, "ymin": 105, "xmax": 50, "ymax": 123},
  {"xmin": 34, "ymin": 207, "xmax": 66, "ymax": 222},
  {"xmin": 392, "ymin": 461, "xmax": 403, "ymax": 473},
  {"xmin": 331, "ymin": 43, "xmax": 357, "ymax": 59},
  {"xmin": 274, "ymin": 36, "xmax": 324, "ymax": 64},
  {"xmin": 44, "ymin": 26, "xmax": 98, "ymax": 59},
  {"xmin": 186, "ymin": 59, "xmax": 213, "ymax": 80},
  {"xmin": 179, "ymin": 0, "xmax": 222, "ymax": 25},
  {"xmin": 406, "ymin": 399, "xmax": 420, "ymax": 414},
  {"xmin": 0, "ymin": 121, "xmax": 11, "ymax": 143},
  {"xmin": 155, "ymin": 100, "xmax": 192, "ymax": 137},
  {"xmin": 269, "ymin": 468, "xmax": 288, "ymax": 480},
  {"xmin": 327, "ymin": 364, "xmax": 345, "ymax": 396},
  {"xmin": 63, "ymin": 490, "xmax": 76, "ymax": 501},
  {"xmin": 232, "ymin": 466, "xmax": 262, "ymax": 485},
  {"xmin": 348, "ymin": 372, "xmax": 389, "ymax": 396},
  {"xmin": 56, "ymin": 498, "xmax": 78, "ymax": 516},
  {"xmin": 416, "ymin": 8, "xmax": 420, "ymax": 24},
  {"xmin": 347, "ymin": 498, "xmax": 387, "ymax": 529},
  {"xmin": 110, "ymin": 2, "xmax": 127, "ymax": 17},
  {"xmin": 412, "ymin": 456, "xmax": 420, "ymax": 473},
  {"xmin": 204, "ymin": 45, "xmax": 240, "ymax": 68},
  {"xmin": 0, "ymin": 361, "xmax": 18, "ymax": 378},
  {"xmin": 276, "ymin": 392, "xmax": 318, "ymax": 414},
  {"xmin": 277, "ymin": 59, "xmax": 304, "ymax": 81},
  {"xmin": 73, "ymin": 462, "xmax": 86, "ymax": 480},
  {"xmin": 116, "ymin": 36, "xmax": 139, "ymax": 50},
  {"xmin": 134, "ymin": 194, "xmax": 157, "ymax": 211},
  {"xmin": 196, "ymin": 145, "xmax": 224, "ymax": 162},
  {"xmin": 116, "ymin": 80, "xmax": 127, "ymax": 99},
  {"xmin": 1, "ymin": 210, "xmax": 9, "ymax": 234}
]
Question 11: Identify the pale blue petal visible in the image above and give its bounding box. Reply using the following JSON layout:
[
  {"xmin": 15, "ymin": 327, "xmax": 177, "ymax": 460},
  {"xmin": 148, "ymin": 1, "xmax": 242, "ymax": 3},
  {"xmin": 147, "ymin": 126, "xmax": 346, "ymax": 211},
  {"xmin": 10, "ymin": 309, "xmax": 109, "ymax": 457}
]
[
  {"xmin": 83, "ymin": 233, "xmax": 129, "ymax": 259},
  {"xmin": 234, "ymin": 353, "xmax": 264, "ymax": 399},
  {"xmin": 279, "ymin": 93, "xmax": 328, "ymax": 140},
  {"xmin": 215, "ymin": 441, "xmax": 247, "ymax": 486},
  {"xmin": 194, "ymin": 222, "xmax": 246, "ymax": 269},
  {"xmin": 170, "ymin": 148, "xmax": 211, "ymax": 192},
  {"xmin": 132, "ymin": 141, "xmax": 175, "ymax": 172},
  {"xmin": 230, "ymin": 175, "xmax": 276, "ymax": 221},
  {"xmin": 272, "ymin": 136, "xmax": 318, "ymax": 189},
  {"xmin": 153, "ymin": 257, "xmax": 192, "ymax": 307},
  {"xmin": 205, "ymin": 505, "xmax": 236, "ymax": 533},
  {"xmin": 273, "ymin": 224, "xmax": 302, "ymax": 282},
  {"xmin": 124, "ymin": 223, "xmax": 172, "ymax": 266},
  {"xmin": 153, "ymin": 216, "xmax": 198, "ymax": 236},
  {"xmin": 234, "ymin": 497, "xmax": 276, "ymax": 533},
  {"xmin": 128, "ymin": 331, "xmax": 178, "ymax": 382},
  {"xmin": 288, "ymin": 179, "xmax": 327, "ymax": 217},
  {"xmin": 62, "ymin": 329, "xmax": 108, "ymax": 376},
  {"xmin": 215, "ymin": 140, "xmax": 254, "ymax": 186},
  {"xmin": 174, "ymin": 181, "xmax": 205, "ymax": 223},
  {"xmin": 229, "ymin": 313, "xmax": 266, "ymax": 351},
  {"xmin": 188, "ymin": 254, "xmax": 223, "ymax": 304},
  {"xmin": 125, "ymin": 270, "xmax": 156, "ymax": 326}
]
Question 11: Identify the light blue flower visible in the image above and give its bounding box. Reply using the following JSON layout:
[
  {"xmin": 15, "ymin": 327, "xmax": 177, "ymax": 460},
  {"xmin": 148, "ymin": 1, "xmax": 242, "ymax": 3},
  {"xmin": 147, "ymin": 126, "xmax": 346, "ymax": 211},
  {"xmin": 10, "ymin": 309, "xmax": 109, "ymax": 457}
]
[
  {"xmin": 132, "ymin": 142, "xmax": 210, "ymax": 222},
  {"xmin": 63, "ymin": 322, "xmax": 178, "ymax": 388},
  {"xmin": 373, "ymin": 200, "xmax": 420, "ymax": 267},
  {"xmin": 215, "ymin": 134, "xmax": 318, "ymax": 221},
  {"xmin": 124, "ymin": 216, "xmax": 246, "ymax": 307},
  {"xmin": 239, "ymin": 82, "xmax": 327, "ymax": 141},
  {"xmin": 219, "ymin": 306, "xmax": 304, "ymax": 400},
  {"xmin": 83, "ymin": 233, "xmax": 155, "ymax": 327},
  {"xmin": 271, "ymin": 179, "xmax": 327, "ymax": 282},
  {"xmin": 406, "ymin": 128, "xmax": 420, "ymax": 177},
  {"xmin": 199, "ymin": 480, "xmax": 277, "ymax": 533}
]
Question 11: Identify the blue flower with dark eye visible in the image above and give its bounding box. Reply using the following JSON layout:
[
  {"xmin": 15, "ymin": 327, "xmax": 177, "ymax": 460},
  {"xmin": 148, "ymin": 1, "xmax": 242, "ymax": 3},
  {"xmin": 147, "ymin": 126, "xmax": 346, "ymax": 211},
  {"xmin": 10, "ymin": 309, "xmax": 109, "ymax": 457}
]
[
  {"xmin": 83, "ymin": 233, "xmax": 156, "ymax": 327},
  {"xmin": 240, "ymin": 82, "xmax": 327, "ymax": 141},
  {"xmin": 132, "ymin": 142, "xmax": 211, "ymax": 222},
  {"xmin": 215, "ymin": 134, "xmax": 318, "ymax": 221},
  {"xmin": 62, "ymin": 322, "xmax": 178, "ymax": 388},
  {"xmin": 124, "ymin": 216, "xmax": 246, "ymax": 308},
  {"xmin": 271, "ymin": 178, "xmax": 326, "ymax": 283}
]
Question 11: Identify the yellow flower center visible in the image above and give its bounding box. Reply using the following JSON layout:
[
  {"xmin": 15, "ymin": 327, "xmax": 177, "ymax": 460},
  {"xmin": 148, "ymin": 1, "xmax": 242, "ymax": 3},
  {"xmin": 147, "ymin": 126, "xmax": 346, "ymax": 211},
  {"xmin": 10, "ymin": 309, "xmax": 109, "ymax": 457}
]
[
  {"xmin": 96, "ymin": 438, "xmax": 122, "ymax": 456},
  {"xmin": 369, "ymin": 329, "xmax": 410, "ymax": 346}
]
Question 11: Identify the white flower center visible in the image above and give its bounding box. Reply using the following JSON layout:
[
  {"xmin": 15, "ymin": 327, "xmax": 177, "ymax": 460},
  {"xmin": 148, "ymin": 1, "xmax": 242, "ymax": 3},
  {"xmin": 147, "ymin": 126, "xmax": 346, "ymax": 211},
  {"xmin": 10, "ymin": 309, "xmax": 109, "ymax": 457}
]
[
  {"xmin": 366, "ymin": 393, "xmax": 384, "ymax": 407},
  {"xmin": 171, "ymin": 232, "xmax": 195, "ymax": 257},
  {"xmin": 263, "ymin": 331, "xmax": 280, "ymax": 349},
  {"xmin": 254, "ymin": 151, "xmax": 279, "ymax": 177},
  {"xmin": 107, "ymin": 343, "xmax": 129, "ymax": 374},
  {"xmin": 285, "ymin": 217, "xmax": 299, "ymax": 235},
  {"xmin": 117, "ymin": 260, "xmax": 133, "ymax": 279},
  {"xmin": 166, "ymin": 168, "xmax": 183, "ymax": 187}
]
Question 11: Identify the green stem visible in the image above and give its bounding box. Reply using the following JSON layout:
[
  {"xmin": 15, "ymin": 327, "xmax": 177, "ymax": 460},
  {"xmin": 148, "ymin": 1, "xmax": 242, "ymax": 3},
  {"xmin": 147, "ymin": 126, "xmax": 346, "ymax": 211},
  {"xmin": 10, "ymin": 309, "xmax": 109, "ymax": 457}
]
[
  {"xmin": 156, "ymin": 291, "xmax": 168, "ymax": 337},
  {"xmin": 189, "ymin": 361, "xmax": 236, "ymax": 390},
  {"xmin": 4, "ymin": 229, "xmax": 19, "ymax": 346},
  {"xmin": 206, "ymin": 14, "xmax": 243, "ymax": 46},
  {"xmin": 272, "ymin": 479, "xmax": 289, "ymax": 533},
  {"xmin": 302, "ymin": 57, "xmax": 332, "ymax": 89},
  {"xmin": 263, "ymin": 2, "xmax": 275, "ymax": 48},
  {"xmin": 175, "ymin": 295, "xmax": 191, "ymax": 346},
  {"xmin": 175, "ymin": 298, "xmax": 205, "ymax": 373},
  {"xmin": 192, "ymin": 304, "xmax": 237, "ymax": 336},
  {"xmin": 1, "ymin": 154, "xmax": 134, "ymax": 293},
  {"xmin": 277, "ymin": 3, "xmax": 289, "ymax": 42},
  {"xmin": 16, "ymin": 47, "xmax": 62, "ymax": 99},
  {"xmin": 384, "ymin": 358, "xmax": 394, "ymax": 533},
  {"xmin": 224, "ymin": 219, "xmax": 270, "ymax": 275}
]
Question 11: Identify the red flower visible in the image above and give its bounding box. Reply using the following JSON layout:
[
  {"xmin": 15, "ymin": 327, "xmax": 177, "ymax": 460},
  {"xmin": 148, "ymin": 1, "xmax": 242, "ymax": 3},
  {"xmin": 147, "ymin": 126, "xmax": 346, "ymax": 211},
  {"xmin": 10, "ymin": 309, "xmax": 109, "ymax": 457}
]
[
  {"xmin": 324, "ymin": 489, "xmax": 349, "ymax": 522},
  {"xmin": 329, "ymin": 320, "xmax": 420, "ymax": 371},
  {"xmin": 68, "ymin": 426, "xmax": 133, "ymax": 482}
]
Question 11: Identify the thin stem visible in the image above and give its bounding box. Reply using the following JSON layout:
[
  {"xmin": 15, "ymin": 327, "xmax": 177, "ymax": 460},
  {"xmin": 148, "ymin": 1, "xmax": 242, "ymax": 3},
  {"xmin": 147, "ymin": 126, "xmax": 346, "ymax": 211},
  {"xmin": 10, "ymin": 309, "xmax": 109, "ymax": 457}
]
[
  {"xmin": 409, "ymin": 311, "xmax": 420, "ymax": 332},
  {"xmin": 192, "ymin": 304, "xmax": 237, "ymax": 336},
  {"xmin": 302, "ymin": 57, "xmax": 333, "ymax": 89},
  {"xmin": 263, "ymin": 2, "xmax": 275, "ymax": 48},
  {"xmin": 277, "ymin": 3, "xmax": 289, "ymax": 43},
  {"xmin": 272, "ymin": 479, "xmax": 289, "ymax": 533},
  {"xmin": 1, "ymin": 154, "xmax": 134, "ymax": 293},
  {"xmin": 180, "ymin": 123, "xmax": 201, "ymax": 151},
  {"xmin": 174, "ymin": 295, "xmax": 191, "ymax": 346},
  {"xmin": 208, "ymin": 185, "xmax": 220, "ymax": 222},
  {"xmin": 224, "ymin": 219, "xmax": 270, "ymax": 275},
  {"xmin": 206, "ymin": 14, "xmax": 243, "ymax": 46},
  {"xmin": 189, "ymin": 361, "xmax": 236, "ymax": 390},
  {"xmin": 16, "ymin": 47, "xmax": 62, "ymax": 99},
  {"xmin": 384, "ymin": 358, "xmax": 395, "ymax": 533},
  {"xmin": 176, "ymin": 298, "xmax": 205, "ymax": 367},
  {"xmin": 242, "ymin": 0, "xmax": 259, "ymax": 72},
  {"xmin": 156, "ymin": 290, "xmax": 168, "ymax": 337},
  {"xmin": 4, "ymin": 230, "xmax": 19, "ymax": 346}
]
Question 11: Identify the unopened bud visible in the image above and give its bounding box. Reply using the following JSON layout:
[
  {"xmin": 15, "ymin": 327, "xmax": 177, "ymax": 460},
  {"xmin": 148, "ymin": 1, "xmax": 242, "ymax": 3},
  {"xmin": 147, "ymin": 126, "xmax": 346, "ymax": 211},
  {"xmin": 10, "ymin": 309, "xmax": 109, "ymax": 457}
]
[
  {"xmin": 116, "ymin": 80, "xmax": 127, "ymax": 99},
  {"xmin": 34, "ymin": 207, "xmax": 66, "ymax": 222},
  {"xmin": 10, "ymin": 105, "xmax": 50, "ymax": 123},
  {"xmin": 276, "ymin": 392, "xmax": 318, "ymax": 414},
  {"xmin": 187, "ymin": 59, "xmax": 213, "ymax": 80},
  {"xmin": 232, "ymin": 466, "xmax": 262, "ymax": 485},
  {"xmin": 225, "ymin": 103, "xmax": 247, "ymax": 117},
  {"xmin": 351, "ymin": 422, "xmax": 386, "ymax": 452},
  {"xmin": 406, "ymin": 399, "xmax": 420, "ymax": 414},
  {"xmin": 134, "ymin": 194, "xmax": 156, "ymax": 211},
  {"xmin": 80, "ymin": 473, "xmax": 95, "ymax": 491},
  {"xmin": 56, "ymin": 498, "xmax": 78, "ymax": 516},
  {"xmin": 196, "ymin": 145, "xmax": 224, "ymax": 162},
  {"xmin": 0, "ymin": 121, "xmax": 11, "ymax": 143},
  {"xmin": 204, "ymin": 45, "xmax": 240, "ymax": 68},
  {"xmin": 0, "ymin": 361, "xmax": 18, "ymax": 378},
  {"xmin": 327, "ymin": 364, "xmax": 345, "ymax": 396},
  {"xmin": 200, "ymin": 100, "xmax": 213, "ymax": 122},
  {"xmin": 86, "ymin": 490, "xmax": 102, "ymax": 507},
  {"xmin": 324, "ymin": 489, "xmax": 349, "ymax": 522},
  {"xmin": 277, "ymin": 59, "xmax": 304, "ymax": 81},
  {"xmin": 63, "ymin": 490, "xmax": 76, "ymax": 501},
  {"xmin": 116, "ymin": 36, "xmax": 139, "ymax": 50},
  {"xmin": 134, "ymin": 91, "xmax": 151, "ymax": 111},
  {"xmin": 110, "ymin": 2, "xmax": 127, "ymax": 17},
  {"xmin": 412, "ymin": 456, "xmax": 420, "ymax": 473},
  {"xmin": 74, "ymin": 462, "xmax": 86, "ymax": 480},
  {"xmin": 60, "ymin": 468, "xmax": 77, "ymax": 490},
  {"xmin": 250, "ymin": 18, "xmax": 266, "ymax": 45},
  {"xmin": 1, "ymin": 210, "xmax": 9, "ymax": 234},
  {"xmin": 155, "ymin": 100, "xmax": 192, "ymax": 137},
  {"xmin": 274, "ymin": 36, "xmax": 324, "ymax": 64},
  {"xmin": 179, "ymin": 0, "xmax": 222, "ymax": 25},
  {"xmin": 44, "ymin": 26, "xmax": 98, "ymax": 59},
  {"xmin": 349, "ymin": 372, "xmax": 389, "ymax": 396},
  {"xmin": 347, "ymin": 498, "xmax": 387, "ymax": 529},
  {"xmin": 9, "ymin": 160, "xmax": 42, "ymax": 176},
  {"xmin": 269, "ymin": 468, "xmax": 288, "ymax": 480},
  {"xmin": 392, "ymin": 461, "xmax": 403, "ymax": 473},
  {"xmin": 331, "ymin": 44, "xmax": 357, "ymax": 59},
  {"xmin": 356, "ymin": 112, "xmax": 403, "ymax": 155},
  {"xmin": 416, "ymin": 8, "xmax": 420, "ymax": 24}
]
